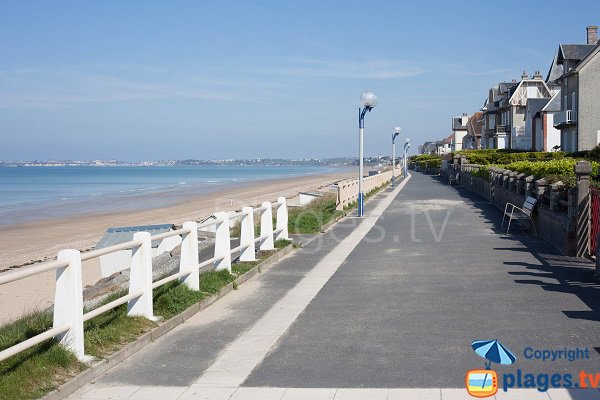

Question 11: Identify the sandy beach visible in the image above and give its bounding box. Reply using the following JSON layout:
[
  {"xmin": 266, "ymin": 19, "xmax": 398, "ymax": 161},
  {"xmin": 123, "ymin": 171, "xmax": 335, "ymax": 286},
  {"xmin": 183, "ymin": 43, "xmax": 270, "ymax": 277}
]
[{"xmin": 0, "ymin": 170, "xmax": 352, "ymax": 324}]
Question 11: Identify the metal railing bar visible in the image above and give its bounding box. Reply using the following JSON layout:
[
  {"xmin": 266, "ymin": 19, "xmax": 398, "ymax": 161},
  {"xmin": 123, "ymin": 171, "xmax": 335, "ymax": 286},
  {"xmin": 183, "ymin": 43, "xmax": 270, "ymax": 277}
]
[
  {"xmin": 198, "ymin": 257, "xmax": 218, "ymax": 269},
  {"xmin": 0, "ymin": 323, "xmax": 71, "ymax": 363},
  {"xmin": 81, "ymin": 240, "xmax": 143, "ymax": 261},
  {"xmin": 151, "ymin": 270, "xmax": 190, "ymax": 289},
  {"xmin": 197, "ymin": 218, "xmax": 223, "ymax": 229},
  {"xmin": 0, "ymin": 259, "xmax": 70, "ymax": 285},
  {"xmin": 82, "ymin": 291, "xmax": 143, "ymax": 322},
  {"xmin": 151, "ymin": 228, "xmax": 188, "ymax": 241},
  {"xmin": 230, "ymin": 244, "xmax": 250, "ymax": 254},
  {"xmin": 253, "ymin": 234, "xmax": 270, "ymax": 243}
]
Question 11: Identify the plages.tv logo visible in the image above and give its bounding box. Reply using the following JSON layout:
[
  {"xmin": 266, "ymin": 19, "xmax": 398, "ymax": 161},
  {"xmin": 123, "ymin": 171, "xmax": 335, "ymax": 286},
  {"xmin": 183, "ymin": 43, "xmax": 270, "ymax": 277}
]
[{"xmin": 466, "ymin": 339, "xmax": 517, "ymax": 398}]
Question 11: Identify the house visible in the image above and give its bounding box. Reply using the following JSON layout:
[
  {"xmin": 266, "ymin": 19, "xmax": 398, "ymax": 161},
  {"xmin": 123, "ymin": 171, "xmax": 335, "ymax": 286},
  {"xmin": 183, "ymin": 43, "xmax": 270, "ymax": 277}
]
[
  {"xmin": 526, "ymin": 94, "xmax": 561, "ymax": 151},
  {"xmin": 465, "ymin": 112, "xmax": 483, "ymax": 150},
  {"xmin": 96, "ymin": 224, "xmax": 181, "ymax": 278},
  {"xmin": 553, "ymin": 26, "xmax": 599, "ymax": 151},
  {"xmin": 481, "ymin": 81, "xmax": 518, "ymax": 149},
  {"xmin": 421, "ymin": 141, "xmax": 437, "ymax": 155},
  {"xmin": 435, "ymin": 134, "xmax": 453, "ymax": 155},
  {"xmin": 450, "ymin": 114, "xmax": 469, "ymax": 151}
]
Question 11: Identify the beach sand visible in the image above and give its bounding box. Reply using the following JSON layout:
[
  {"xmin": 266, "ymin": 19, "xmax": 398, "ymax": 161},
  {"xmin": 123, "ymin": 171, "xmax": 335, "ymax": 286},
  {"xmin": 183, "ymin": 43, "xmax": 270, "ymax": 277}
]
[{"xmin": 0, "ymin": 171, "xmax": 352, "ymax": 324}]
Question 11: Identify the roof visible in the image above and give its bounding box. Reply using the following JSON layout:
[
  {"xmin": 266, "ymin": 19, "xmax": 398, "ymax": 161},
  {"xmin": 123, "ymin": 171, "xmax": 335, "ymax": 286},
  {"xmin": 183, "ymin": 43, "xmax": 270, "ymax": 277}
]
[
  {"xmin": 96, "ymin": 224, "xmax": 174, "ymax": 249},
  {"xmin": 545, "ymin": 53, "xmax": 563, "ymax": 84},
  {"xmin": 564, "ymin": 41, "xmax": 600, "ymax": 77},
  {"xmin": 498, "ymin": 82, "xmax": 518, "ymax": 94},
  {"xmin": 527, "ymin": 98, "xmax": 550, "ymax": 118},
  {"xmin": 452, "ymin": 117, "xmax": 467, "ymax": 131},
  {"xmin": 466, "ymin": 112, "xmax": 483, "ymax": 137},
  {"xmin": 557, "ymin": 44, "xmax": 594, "ymax": 63},
  {"xmin": 541, "ymin": 90, "xmax": 561, "ymax": 113}
]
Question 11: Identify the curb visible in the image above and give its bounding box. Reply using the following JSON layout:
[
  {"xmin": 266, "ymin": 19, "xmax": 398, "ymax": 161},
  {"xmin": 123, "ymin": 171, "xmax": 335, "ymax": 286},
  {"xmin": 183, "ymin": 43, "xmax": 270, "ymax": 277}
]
[{"xmin": 41, "ymin": 244, "xmax": 295, "ymax": 400}]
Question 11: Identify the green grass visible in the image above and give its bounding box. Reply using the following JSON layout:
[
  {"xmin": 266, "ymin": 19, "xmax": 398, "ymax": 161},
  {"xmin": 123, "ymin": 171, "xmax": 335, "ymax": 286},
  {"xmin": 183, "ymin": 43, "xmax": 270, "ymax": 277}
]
[
  {"xmin": 0, "ymin": 311, "xmax": 85, "ymax": 400},
  {"xmin": 343, "ymin": 182, "xmax": 390, "ymax": 211},
  {"xmin": 288, "ymin": 195, "xmax": 343, "ymax": 234},
  {"xmin": 0, "ymin": 239, "xmax": 295, "ymax": 400}
]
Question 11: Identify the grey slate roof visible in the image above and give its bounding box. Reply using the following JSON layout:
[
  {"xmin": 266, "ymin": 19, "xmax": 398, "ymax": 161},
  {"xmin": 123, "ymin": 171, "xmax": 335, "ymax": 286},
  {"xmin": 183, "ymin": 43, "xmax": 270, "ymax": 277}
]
[
  {"xmin": 542, "ymin": 91, "xmax": 561, "ymax": 113},
  {"xmin": 545, "ymin": 53, "xmax": 563, "ymax": 84},
  {"xmin": 527, "ymin": 98, "xmax": 550, "ymax": 118},
  {"xmin": 498, "ymin": 82, "xmax": 518, "ymax": 93},
  {"xmin": 96, "ymin": 224, "xmax": 175, "ymax": 249},
  {"xmin": 558, "ymin": 44, "xmax": 594, "ymax": 62}
]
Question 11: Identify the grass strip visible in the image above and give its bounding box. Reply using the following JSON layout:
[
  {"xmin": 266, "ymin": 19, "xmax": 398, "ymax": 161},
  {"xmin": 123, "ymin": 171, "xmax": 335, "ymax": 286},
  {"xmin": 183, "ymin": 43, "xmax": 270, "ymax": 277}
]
[{"xmin": 0, "ymin": 239, "xmax": 291, "ymax": 400}]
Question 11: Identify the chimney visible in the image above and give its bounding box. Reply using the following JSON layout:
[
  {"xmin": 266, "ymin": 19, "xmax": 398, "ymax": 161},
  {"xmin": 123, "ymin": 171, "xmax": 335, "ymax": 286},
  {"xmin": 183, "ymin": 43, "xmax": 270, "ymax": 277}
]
[
  {"xmin": 588, "ymin": 25, "xmax": 598, "ymax": 45},
  {"xmin": 533, "ymin": 70, "xmax": 543, "ymax": 80}
]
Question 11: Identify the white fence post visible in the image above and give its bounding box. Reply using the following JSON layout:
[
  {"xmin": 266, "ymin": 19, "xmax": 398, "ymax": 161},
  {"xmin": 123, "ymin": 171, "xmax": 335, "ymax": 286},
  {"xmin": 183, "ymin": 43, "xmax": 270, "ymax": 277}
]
[
  {"xmin": 275, "ymin": 197, "xmax": 289, "ymax": 241},
  {"xmin": 239, "ymin": 207, "xmax": 256, "ymax": 262},
  {"xmin": 128, "ymin": 232, "xmax": 158, "ymax": 320},
  {"xmin": 53, "ymin": 249, "xmax": 91, "ymax": 361},
  {"xmin": 179, "ymin": 221, "xmax": 199, "ymax": 291},
  {"xmin": 260, "ymin": 201, "xmax": 275, "ymax": 251},
  {"xmin": 213, "ymin": 212, "xmax": 232, "ymax": 272}
]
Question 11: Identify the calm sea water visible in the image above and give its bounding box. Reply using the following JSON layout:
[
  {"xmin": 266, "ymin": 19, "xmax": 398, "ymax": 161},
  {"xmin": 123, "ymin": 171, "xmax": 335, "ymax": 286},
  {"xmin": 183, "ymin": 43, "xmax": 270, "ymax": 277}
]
[{"xmin": 0, "ymin": 166, "xmax": 335, "ymax": 226}]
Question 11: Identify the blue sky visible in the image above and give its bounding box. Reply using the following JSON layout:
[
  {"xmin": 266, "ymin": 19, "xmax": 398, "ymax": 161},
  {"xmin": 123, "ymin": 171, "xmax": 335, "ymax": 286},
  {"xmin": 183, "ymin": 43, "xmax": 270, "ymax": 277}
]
[{"xmin": 0, "ymin": 1, "xmax": 598, "ymax": 161}]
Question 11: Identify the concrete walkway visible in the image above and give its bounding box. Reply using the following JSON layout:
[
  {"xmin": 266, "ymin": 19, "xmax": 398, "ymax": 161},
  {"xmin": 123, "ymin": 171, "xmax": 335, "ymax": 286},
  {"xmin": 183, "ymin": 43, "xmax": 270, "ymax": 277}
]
[{"xmin": 66, "ymin": 173, "xmax": 599, "ymax": 400}]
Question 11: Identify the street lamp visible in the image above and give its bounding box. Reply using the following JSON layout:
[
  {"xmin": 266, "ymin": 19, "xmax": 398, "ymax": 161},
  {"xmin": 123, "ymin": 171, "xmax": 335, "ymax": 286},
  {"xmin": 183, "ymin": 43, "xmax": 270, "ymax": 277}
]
[
  {"xmin": 392, "ymin": 127, "xmax": 401, "ymax": 187},
  {"xmin": 403, "ymin": 138, "xmax": 411, "ymax": 177},
  {"xmin": 358, "ymin": 91, "xmax": 378, "ymax": 217}
]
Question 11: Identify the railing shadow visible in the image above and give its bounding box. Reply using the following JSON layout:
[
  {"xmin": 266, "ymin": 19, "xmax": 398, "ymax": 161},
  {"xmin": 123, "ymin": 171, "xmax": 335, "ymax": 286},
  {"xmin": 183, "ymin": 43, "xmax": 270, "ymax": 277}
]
[{"xmin": 420, "ymin": 171, "xmax": 599, "ymax": 323}]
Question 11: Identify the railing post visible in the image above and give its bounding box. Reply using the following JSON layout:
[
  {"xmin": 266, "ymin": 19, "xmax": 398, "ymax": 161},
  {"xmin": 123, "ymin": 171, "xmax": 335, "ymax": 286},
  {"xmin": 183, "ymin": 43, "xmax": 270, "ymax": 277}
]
[
  {"xmin": 260, "ymin": 201, "xmax": 275, "ymax": 251},
  {"xmin": 275, "ymin": 197, "xmax": 289, "ymax": 241},
  {"xmin": 128, "ymin": 232, "xmax": 158, "ymax": 321},
  {"xmin": 53, "ymin": 249, "xmax": 90, "ymax": 361},
  {"xmin": 239, "ymin": 207, "xmax": 256, "ymax": 262},
  {"xmin": 179, "ymin": 221, "xmax": 199, "ymax": 291},
  {"xmin": 574, "ymin": 161, "xmax": 592, "ymax": 258},
  {"xmin": 213, "ymin": 212, "xmax": 232, "ymax": 272}
]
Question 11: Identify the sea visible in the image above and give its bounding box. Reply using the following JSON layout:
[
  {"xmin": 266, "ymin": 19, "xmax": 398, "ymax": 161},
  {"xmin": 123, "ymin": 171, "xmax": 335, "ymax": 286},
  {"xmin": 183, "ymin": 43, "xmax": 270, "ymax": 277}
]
[{"xmin": 0, "ymin": 165, "xmax": 337, "ymax": 227}]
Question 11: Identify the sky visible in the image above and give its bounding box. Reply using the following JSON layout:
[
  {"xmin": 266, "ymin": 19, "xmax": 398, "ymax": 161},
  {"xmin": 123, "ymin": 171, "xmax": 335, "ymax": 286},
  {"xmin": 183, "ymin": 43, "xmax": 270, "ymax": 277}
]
[{"xmin": 0, "ymin": 1, "xmax": 598, "ymax": 161}]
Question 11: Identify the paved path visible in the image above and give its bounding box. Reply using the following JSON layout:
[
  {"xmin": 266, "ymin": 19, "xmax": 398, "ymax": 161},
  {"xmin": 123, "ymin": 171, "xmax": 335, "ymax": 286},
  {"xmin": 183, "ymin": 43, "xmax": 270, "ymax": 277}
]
[{"xmin": 66, "ymin": 173, "xmax": 599, "ymax": 400}]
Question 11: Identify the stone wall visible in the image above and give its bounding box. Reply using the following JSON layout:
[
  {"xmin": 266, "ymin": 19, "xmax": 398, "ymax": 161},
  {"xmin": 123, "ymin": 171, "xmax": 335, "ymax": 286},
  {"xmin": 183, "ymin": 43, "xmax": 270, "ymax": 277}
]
[{"xmin": 442, "ymin": 159, "xmax": 586, "ymax": 256}]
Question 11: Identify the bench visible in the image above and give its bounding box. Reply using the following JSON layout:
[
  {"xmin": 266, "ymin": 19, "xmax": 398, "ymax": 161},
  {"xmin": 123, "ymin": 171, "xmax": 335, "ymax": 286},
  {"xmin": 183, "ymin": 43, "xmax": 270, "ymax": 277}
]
[
  {"xmin": 448, "ymin": 170, "xmax": 459, "ymax": 186},
  {"xmin": 501, "ymin": 196, "xmax": 537, "ymax": 234}
]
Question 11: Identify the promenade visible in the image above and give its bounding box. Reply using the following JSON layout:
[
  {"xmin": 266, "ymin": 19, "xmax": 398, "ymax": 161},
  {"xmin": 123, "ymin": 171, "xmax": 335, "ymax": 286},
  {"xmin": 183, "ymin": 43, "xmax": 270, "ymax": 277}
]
[{"xmin": 66, "ymin": 173, "xmax": 599, "ymax": 400}]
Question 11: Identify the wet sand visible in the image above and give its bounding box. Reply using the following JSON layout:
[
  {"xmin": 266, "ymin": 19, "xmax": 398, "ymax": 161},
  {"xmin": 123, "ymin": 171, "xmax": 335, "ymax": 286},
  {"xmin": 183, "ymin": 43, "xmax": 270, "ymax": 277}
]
[{"xmin": 0, "ymin": 170, "xmax": 352, "ymax": 324}]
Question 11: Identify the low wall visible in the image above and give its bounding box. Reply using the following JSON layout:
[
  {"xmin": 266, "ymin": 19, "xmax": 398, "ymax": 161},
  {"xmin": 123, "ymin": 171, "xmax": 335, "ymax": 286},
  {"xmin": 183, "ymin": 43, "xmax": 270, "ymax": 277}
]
[
  {"xmin": 335, "ymin": 169, "xmax": 397, "ymax": 210},
  {"xmin": 449, "ymin": 163, "xmax": 576, "ymax": 256}
]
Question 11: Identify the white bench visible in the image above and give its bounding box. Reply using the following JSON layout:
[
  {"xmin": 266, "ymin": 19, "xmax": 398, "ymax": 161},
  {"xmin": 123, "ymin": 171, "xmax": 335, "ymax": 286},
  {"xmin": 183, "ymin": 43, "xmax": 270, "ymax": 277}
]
[{"xmin": 501, "ymin": 196, "xmax": 537, "ymax": 234}]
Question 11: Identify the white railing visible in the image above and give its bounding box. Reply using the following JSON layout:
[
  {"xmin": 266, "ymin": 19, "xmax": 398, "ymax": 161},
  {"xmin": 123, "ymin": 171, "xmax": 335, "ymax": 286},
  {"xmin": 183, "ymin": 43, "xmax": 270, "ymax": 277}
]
[
  {"xmin": 0, "ymin": 197, "xmax": 289, "ymax": 363},
  {"xmin": 335, "ymin": 168, "xmax": 398, "ymax": 210}
]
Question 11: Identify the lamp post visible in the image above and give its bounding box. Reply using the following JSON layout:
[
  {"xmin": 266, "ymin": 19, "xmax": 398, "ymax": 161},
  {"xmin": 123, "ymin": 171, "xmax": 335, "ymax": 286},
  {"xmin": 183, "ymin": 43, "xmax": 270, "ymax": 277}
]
[
  {"xmin": 392, "ymin": 127, "xmax": 401, "ymax": 187},
  {"xmin": 403, "ymin": 138, "xmax": 411, "ymax": 176},
  {"xmin": 358, "ymin": 91, "xmax": 378, "ymax": 217}
]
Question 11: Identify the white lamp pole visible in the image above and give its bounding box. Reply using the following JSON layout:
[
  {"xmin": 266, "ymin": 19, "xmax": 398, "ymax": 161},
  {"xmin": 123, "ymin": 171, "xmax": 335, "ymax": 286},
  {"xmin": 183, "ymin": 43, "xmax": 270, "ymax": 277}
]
[
  {"xmin": 404, "ymin": 138, "xmax": 411, "ymax": 176},
  {"xmin": 358, "ymin": 91, "xmax": 378, "ymax": 217},
  {"xmin": 392, "ymin": 127, "xmax": 401, "ymax": 187}
]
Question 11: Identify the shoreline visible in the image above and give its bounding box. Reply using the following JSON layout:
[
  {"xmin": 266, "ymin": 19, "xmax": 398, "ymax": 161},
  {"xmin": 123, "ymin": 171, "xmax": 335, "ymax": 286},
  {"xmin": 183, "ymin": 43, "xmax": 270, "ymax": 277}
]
[
  {"xmin": 0, "ymin": 170, "xmax": 353, "ymax": 271},
  {"xmin": 0, "ymin": 170, "xmax": 353, "ymax": 325}
]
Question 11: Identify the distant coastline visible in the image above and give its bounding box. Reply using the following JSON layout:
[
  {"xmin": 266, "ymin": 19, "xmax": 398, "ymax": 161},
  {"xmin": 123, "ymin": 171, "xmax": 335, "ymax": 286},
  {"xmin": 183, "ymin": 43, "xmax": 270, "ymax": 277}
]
[
  {"xmin": 0, "ymin": 157, "xmax": 360, "ymax": 168},
  {"xmin": 0, "ymin": 165, "xmax": 353, "ymax": 227}
]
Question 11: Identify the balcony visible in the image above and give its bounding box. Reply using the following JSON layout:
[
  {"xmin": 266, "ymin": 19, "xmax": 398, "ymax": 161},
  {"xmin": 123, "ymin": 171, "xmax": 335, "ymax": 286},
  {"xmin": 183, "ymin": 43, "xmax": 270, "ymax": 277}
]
[
  {"xmin": 496, "ymin": 125, "xmax": 510, "ymax": 133},
  {"xmin": 554, "ymin": 110, "xmax": 577, "ymax": 128}
]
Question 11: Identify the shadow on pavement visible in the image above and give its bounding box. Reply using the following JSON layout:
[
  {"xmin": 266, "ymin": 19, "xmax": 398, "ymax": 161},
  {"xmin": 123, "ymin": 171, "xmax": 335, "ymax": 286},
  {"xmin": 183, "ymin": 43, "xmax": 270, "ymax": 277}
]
[{"xmin": 426, "ymin": 172, "xmax": 599, "ymax": 324}]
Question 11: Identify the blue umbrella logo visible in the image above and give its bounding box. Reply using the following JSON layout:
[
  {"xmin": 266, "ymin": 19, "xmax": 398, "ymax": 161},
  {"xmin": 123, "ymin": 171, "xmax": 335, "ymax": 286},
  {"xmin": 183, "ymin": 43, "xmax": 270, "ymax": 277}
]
[{"xmin": 471, "ymin": 339, "xmax": 516, "ymax": 390}]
